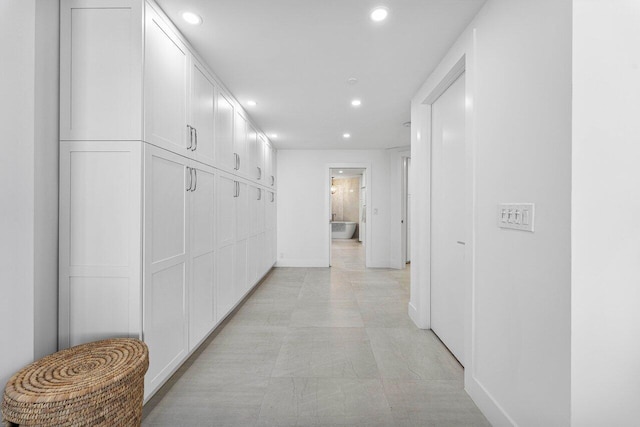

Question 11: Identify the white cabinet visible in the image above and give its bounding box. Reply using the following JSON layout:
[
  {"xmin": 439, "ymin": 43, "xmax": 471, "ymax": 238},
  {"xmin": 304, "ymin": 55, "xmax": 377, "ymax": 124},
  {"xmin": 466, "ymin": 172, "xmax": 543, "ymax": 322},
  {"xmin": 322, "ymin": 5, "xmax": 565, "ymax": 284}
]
[
  {"xmin": 190, "ymin": 58, "xmax": 216, "ymax": 166},
  {"xmin": 143, "ymin": 145, "xmax": 190, "ymax": 394},
  {"xmin": 59, "ymin": 0, "xmax": 277, "ymax": 403},
  {"xmin": 60, "ymin": 0, "xmax": 143, "ymax": 141},
  {"xmin": 234, "ymin": 112, "xmax": 249, "ymax": 178},
  {"xmin": 215, "ymin": 92, "xmax": 235, "ymax": 172},
  {"xmin": 58, "ymin": 141, "xmax": 142, "ymax": 348},
  {"xmin": 188, "ymin": 162, "xmax": 216, "ymax": 349},
  {"xmin": 265, "ymin": 143, "xmax": 276, "ymax": 188},
  {"xmin": 144, "ymin": 5, "xmax": 189, "ymax": 154}
]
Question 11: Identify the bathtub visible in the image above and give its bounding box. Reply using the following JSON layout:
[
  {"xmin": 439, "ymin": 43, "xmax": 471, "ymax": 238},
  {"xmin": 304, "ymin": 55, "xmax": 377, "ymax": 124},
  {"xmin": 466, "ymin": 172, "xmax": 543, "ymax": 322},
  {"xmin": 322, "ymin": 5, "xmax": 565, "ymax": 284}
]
[{"xmin": 331, "ymin": 221, "xmax": 357, "ymax": 239}]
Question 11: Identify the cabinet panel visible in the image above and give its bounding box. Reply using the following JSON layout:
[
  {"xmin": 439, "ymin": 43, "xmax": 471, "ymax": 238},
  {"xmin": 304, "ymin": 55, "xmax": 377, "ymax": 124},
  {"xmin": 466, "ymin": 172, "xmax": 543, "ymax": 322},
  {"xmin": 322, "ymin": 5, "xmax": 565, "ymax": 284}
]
[
  {"xmin": 190, "ymin": 60, "xmax": 216, "ymax": 166},
  {"xmin": 69, "ymin": 277, "xmax": 129, "ymax": 347},
  {"xmin": 60, "ymin": 1, "xmax": 142, "ymax": 140},
  {"xmin": 217, "ymin": 174, "xmax": 236, "ymax": 247},
  {"xmin": 149, "ymin": 155, "xmax": 187, "ymax": 262},
  {"xmin": 236, "ymin": 181, "xmax": 250, "ymax": 240},
  {"xmin": 143, "ymin": 144, "xmax": 189, "ymax": 394},
  {"xmin": 266, "ymin": 191, "xmax": 276, "ymax": 231},
  {"xmin": 59, "ymin": 141, "xmax": 142, "ymax": 349},
  {"xmin": 189, "ymin": 165, "xmax": 215, "ymax": 349},
  {"xmin": 145, "ymin": 263, "xmax": 187, "ymax": 386},
  {"xmin": 144, "ymin": 6, "xmax": 188, "ymax": 153},
  {"xmin": 255, "ymin": 134, "xmax": 266, "ymax": 183},
  {"xmin": 234, "ymin": 239, "xmax": 247, "ymax": 297},
  {"xmin": 234, "ymin": 112, "xmax": 248, "ymax": 177},
  {"xmin": 257, "ymin": 189, "xmax": 266, "ymax": 234},
  {"xmin": 215, "ymin": 92, "xmax": 235, "ymax": 172},
  {"xmin": 247, "ymin": 235, "xmax": 258, "ymax": 286},
  {"xmin": 216, "ymin": 244, "xmax": 235, "ymax": 320}
]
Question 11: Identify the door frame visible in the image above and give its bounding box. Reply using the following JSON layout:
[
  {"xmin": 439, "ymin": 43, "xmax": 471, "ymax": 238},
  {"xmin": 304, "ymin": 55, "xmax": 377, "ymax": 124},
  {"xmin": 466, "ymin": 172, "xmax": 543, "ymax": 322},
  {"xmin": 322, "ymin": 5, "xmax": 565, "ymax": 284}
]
[
  {"xmin": 325, "ymin": 163, "xmax": 372, "ymax": 267},
  {"xmin": 409, "ymin": 51, "xmax": 477, "ymax": 382}
]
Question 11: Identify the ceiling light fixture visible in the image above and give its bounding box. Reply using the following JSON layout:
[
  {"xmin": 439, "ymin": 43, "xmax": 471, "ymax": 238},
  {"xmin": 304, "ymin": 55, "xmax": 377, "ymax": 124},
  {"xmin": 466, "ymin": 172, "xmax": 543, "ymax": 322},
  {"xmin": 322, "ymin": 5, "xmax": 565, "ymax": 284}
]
[
  {"xmin": 339, "ymin": 170, "xmax": 344, "ymax": 173},
  {"xmin": 269, "ymin": 133, "xmax": 278, "ymax": 138},
  {"xmin": 247, "ymin": 100, "xmax": 257, "ymax": 107},
  {"xmin": 351, "ymin": 99, "xmax": 362, "ymax": 107},
  {"xmin": 182, "ymin": 11, "xmax": 202, "ymax": 25},
  {"xmin": 343, "ymin": 133, "xmax": 351, "ymax": 139},
  {"xmin": 370, "ymin": 7, "xmax": 389, "ymax": 22},
  {"xmin": 347, "ymin": 77, "xmax": 358, "ymax": 85}
]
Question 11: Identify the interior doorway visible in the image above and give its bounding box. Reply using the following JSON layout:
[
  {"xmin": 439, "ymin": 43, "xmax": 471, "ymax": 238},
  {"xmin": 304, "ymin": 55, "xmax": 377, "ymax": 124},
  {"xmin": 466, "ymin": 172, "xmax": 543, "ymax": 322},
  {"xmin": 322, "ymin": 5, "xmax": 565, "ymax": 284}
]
[
  {"xmin": 402, "ymin": 157, "xmax": 412, "ymax": 265},
  {"xmin": 327, "ymin": 166, "xmax": 369, "ymax": 268},
  {"xmin": 430, "ymin": 72, "xmax": 466, "ymax": 366}
]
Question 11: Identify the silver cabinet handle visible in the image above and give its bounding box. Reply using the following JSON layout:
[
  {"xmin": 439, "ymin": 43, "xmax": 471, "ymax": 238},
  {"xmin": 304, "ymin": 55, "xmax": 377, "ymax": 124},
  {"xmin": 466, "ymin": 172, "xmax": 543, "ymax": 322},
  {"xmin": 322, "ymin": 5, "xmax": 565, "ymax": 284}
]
[
  {"xmin": 193, "ymin": 128, "xmax": 198, "ymax": 152},
  {"xmin": 233, "ymin": 153, "xmax": 239, "ymax": 170},
  {"xmin": 233, "ymin": 181, "xmax": 239, "ymax": 197},
  {"xmin": 257, "ymin": 188, "xmax": 261, "ymax": 200},
  {"xmin": 271, "ymin": 175, "xmax": 274, "ymax": 186},
  {"xmin": 257, "ymin": 167, "xmax": 262, "ymax": 180},
  {"xmin": 187, "ymin": 125, "xmax": 193, "ymax": 150},
  {"xmin": 271, "ymin": 192, "xmax": 274, "ymax": 202},
  {"xmin": 192, "ymin": 169, "xmax": 197, "ymax": 192},
  {"xmin": 186, "ymin": 166, "xmax": 192, "ymax": 191}
]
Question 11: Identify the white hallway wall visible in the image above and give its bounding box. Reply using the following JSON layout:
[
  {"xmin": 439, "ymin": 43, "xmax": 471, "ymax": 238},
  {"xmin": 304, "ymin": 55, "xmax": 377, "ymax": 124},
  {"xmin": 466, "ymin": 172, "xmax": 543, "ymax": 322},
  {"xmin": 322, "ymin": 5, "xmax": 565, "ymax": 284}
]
[
  {"xmin": 0, "ymin": 0, "xmax": 59, "ymax": 387},
  {"xmin": 572, "ymin": 1, "xmax": 640, "ymax": 425},
  {"xmin": 276, "ymin": 149, "xmax": 394, "ymax": 268},
  {"xmin": 411, "ymin": 0, "xmax": 571, "ymax": 425}
]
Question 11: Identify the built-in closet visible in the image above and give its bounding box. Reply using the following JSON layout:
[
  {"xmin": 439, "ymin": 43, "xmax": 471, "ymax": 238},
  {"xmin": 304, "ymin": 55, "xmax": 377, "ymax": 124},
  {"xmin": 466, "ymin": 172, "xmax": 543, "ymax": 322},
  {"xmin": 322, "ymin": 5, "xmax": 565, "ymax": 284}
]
[{"xmin": 57, "ymin": 0, "xmax": 277, "ymax": 400}]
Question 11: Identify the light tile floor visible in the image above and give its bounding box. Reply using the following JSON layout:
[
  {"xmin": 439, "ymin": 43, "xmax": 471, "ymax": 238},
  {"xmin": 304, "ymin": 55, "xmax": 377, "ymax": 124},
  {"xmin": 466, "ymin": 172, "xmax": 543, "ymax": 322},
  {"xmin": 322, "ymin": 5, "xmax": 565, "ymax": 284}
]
[{"xmin": 142, "ymin": 239, "xmax": 490, "ymax": 426}]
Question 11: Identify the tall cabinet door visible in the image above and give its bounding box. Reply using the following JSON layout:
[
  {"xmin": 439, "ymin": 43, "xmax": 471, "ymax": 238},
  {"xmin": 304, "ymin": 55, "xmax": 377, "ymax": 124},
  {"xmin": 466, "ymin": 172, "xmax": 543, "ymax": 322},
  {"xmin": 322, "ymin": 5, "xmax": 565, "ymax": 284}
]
[
  {"xmin": 190, "ymin": 59, "xmax": 215, "ymax": 166},
  {"xmin": 234, "ymin": 112, "xmax": 249, "ymax": 178},
  {"xmin": 215, "ymin": 92, "xmax": 235, "ymax": 173},
  {"xmin": 188, "ymin": 162, "xmax": 215, "ymax": 350},
  {"xmin": 216, "ymin": 174, "xmax": 237, "ymax": 319},
  {"xmin": 144, "ymin": 5, "xmax": 189, "ymax": 154},
  {"xmin": 143, "ymin": 145, "xmax": 190, "ymax": 395}
]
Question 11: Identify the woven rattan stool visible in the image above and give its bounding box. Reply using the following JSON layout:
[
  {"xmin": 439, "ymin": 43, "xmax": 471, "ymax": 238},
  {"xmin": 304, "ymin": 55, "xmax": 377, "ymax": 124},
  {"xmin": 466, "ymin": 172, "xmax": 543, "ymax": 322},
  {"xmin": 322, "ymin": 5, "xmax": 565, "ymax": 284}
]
[{"xmin": 2, "ymin": 338, "xmax": 148, "ymax": 427}]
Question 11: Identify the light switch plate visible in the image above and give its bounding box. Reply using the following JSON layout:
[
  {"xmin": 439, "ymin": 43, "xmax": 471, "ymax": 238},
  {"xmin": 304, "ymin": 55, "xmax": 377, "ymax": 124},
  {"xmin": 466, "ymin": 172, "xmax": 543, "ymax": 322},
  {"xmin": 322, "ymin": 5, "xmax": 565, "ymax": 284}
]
[{"xmin": 497, "ymin": 203, "xmax": 535, "ymax": 232}]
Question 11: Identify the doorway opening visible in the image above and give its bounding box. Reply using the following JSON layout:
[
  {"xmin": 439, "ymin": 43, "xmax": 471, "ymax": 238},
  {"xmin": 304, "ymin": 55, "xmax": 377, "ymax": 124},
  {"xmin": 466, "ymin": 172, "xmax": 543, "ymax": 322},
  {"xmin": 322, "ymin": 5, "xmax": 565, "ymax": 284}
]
[{"xmin": 327, "ymin": 166, "xmax": 369, "ymax": 268}]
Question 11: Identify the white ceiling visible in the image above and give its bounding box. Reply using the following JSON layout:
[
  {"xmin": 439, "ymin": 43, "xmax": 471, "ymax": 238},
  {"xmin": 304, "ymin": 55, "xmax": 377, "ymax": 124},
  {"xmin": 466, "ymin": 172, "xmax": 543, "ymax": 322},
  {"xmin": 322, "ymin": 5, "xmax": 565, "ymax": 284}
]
[{"xmin": 156, "ymin": 0, "xmax": 486, "ymax": 150}]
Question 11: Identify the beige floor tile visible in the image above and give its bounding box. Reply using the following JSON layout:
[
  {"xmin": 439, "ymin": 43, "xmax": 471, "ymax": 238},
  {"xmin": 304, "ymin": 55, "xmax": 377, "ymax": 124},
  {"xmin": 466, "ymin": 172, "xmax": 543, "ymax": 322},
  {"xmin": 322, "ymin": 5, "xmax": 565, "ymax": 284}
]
[{"xmin": 143, "ymin": 240, "xmax": 489, "ymax": 427}]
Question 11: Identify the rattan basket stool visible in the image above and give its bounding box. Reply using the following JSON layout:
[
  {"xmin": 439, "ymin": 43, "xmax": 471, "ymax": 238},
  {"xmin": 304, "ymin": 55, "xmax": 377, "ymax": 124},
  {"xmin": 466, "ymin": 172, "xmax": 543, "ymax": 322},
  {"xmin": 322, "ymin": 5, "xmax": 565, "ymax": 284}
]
[{"xmin": 2, "ymin": 338, "xmax": 148, "ymax": 427}]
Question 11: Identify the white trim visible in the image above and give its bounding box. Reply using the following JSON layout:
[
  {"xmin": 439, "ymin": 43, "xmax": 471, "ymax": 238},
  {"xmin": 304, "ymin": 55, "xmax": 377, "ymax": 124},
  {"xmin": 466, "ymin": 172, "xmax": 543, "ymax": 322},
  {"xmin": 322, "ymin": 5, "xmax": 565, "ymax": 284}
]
[
  {"xmin": 466, "ymin": 376, "xmax": 519, "ymax": 427},
  {"xmin": 325, "ymin": 162, "xmax": 372, "ymax": 268}
]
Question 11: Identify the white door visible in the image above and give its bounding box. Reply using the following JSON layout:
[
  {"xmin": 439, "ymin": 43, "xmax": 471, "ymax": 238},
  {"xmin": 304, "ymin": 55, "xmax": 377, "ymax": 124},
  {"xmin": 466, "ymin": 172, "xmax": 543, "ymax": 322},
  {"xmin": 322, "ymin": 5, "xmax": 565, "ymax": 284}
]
[
  {"xmin": 406, "ymin": 158, "xmax": 412, "ymax": 263},
  {"xmin": 216, "ymin": 173, "xmax": 237, "ymax": 319},
  {"xmin": 215, "ymin": 92, "xmax": 235, "ymax": 173},
  {"xmin": 144, "ymin": 6, "xmax": 188, "ymax": 154},
  {"xmin": 431, "ymin": 73, "xmax": 466, "ymax": 365},
  {"xmin": 234, "ymin": 112, "xmax": 248, "ymax": 177},
  {"xmin": 256, "ymin": 135, "xmax": 266, "ymax": 183},
  {"xmin": 190, "ymin": 59, "xmax": 215, "ymax": 166},
  {"xmin": 188, "ymin": 162, "xmax": 215, "ymax": 350},
  {"xmin": 143, "ymin": 145, "xmax": 189, "ymax": 393}
]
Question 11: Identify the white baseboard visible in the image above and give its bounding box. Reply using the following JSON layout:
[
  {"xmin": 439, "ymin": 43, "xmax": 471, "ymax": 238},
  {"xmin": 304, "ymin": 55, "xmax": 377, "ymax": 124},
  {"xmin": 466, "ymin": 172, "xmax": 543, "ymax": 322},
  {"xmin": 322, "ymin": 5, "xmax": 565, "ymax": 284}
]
[
  {"xmin": 276, "ymin": 258, "xmax": 328, "ymax": 268},
  {"xmin": 408, "ymin": 302, "xmax": 420, "ymax": 327},
  {"xmin": 465, "ymin": 374, "xmax": 517, "ymax": 427}
]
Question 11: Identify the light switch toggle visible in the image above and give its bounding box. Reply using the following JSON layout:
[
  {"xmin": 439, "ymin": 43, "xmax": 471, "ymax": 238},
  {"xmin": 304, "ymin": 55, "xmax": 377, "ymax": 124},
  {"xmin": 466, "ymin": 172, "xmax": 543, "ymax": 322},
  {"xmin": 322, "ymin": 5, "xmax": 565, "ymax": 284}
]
[{"xmin": 497, "ymin": 203, "xmax": 535, "ymax": 232}]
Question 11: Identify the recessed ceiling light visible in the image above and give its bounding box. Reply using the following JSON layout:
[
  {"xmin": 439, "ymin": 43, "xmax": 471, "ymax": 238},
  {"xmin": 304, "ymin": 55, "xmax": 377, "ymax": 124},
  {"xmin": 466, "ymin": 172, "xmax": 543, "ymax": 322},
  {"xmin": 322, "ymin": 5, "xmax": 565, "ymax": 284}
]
[
  {"xmin": 247, "ymin": 100, "xmax": 257, "ymax": 107},
  {"xmin": 347, "ymin": 77, "xmax": 358, "ymax": 85},
  {"xmin": 370, "ymin": 7, "xmax": 389, "ymax": 22},
  {"xmin": 182, "ymin": 11, "xmax": 202, "ymax": 25},
  {"xmin": 351, "ymin": 99, "xmax": 362, "ymax": 107},
  {"xmin": 343, "ymin": 133, "xmax": 351, "ymax": 139},
  {"xmin": 269, "ymin": 133, "xmax": 278, "ymax": 138},
  {"xmin": 339, "ymin": 170, "xmax": 344, "ymax": 173}
]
